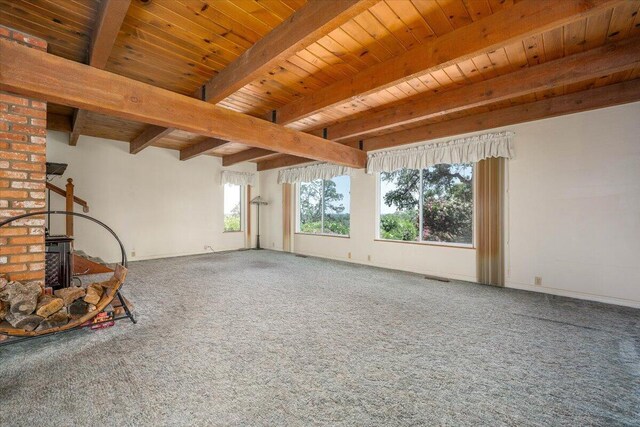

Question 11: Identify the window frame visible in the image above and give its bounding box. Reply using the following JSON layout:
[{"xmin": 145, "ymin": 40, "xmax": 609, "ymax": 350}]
[
  {"xmin": 223, "ymin": 183, "xmax": 244, "ymax": 233},
  {"xmin": 295, "ymin": 177, "xmax": 351, "ymax": 238},
  {"xmin": 376, "ymin": 165, "xmax": 476, "ymax": 249}
]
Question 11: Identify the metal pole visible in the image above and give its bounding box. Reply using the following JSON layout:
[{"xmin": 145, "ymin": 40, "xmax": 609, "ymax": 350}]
[{"xmin": 256, "ymin": 204, "xmax": 261, "ymax": 249}]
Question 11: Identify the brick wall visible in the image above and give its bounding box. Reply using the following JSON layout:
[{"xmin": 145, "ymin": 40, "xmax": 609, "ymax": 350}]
[{"xmin": 0, "ymin": 26, "xmax": 48, "ymax": 283}]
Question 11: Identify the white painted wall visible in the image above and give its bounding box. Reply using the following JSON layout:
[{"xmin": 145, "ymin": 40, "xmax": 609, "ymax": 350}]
[
  {"xmin": 259, "ymin": 102, "xmax": 640, "ymax": 307},
  {"xmin": 46, "ymin": 131, "xmax": 258, "ymax": 263},
  {"xmin": 259, "ymin": 168, "xmax": 477, "ymax": 281},
  {"xmin": 505, "ymin": 102, "xmax": 640, "ymax": 308},
  {"xmin": 297, "ymin": 170, "xmax": 477, "ymax": 281}
]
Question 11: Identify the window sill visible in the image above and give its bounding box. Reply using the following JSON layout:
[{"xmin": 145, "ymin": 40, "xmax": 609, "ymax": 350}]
[
  {"xmin": 223, "ymin": 230, "xmax": 243, "ymax": 233},
  {"xmin": 295, "ymin": 232, "xmax": 350, "ymax": 239},
  {"xmin": 374, "ymin": 238, "xmax": 475, "ymax": 249}
]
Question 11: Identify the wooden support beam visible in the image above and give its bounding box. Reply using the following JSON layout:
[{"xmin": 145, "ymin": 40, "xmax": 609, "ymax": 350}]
[
  {"xmin": 222, "ymin": 148, "xmax": 276, "ymax": 166},
  {"xmin": 0, "ymin": 39, "xmax": 366, "ymax": 168},
  {"xmin": 90, "ymin": 0, "xmax": 131, "ymax": 69},
  {"xmin": 324, "ymin": 37, "xmax": 640, "ymax": 141},
  {"xmin": 130, "ymin": 126, "xmax": 175, "ymax": 154},
  {"xmin": 180, "ymin": 138, "xmax": 229, "ymax": 161},
  {"xmin": 201, "ymin": 0, "xmax": 378, "ymax": 104},
  {"xmin": 136, "ymin": 0, "xmax": 378, "ymax": 152},
  {"xmin": 69, "ymin": 0, "xmax": 131, "ymax": 145},
  {"xmin": 257, "ymin": 79, "xmax": 640, "ymax": 170},
  {"xmin": 363, "ymin": 78, "xmax": 640, "ymax": 152},
  {"xmin": 257, "ymin": 155, "xmax": 313, "ymax": 171},
  {"xmin": 69, "ymin": 109, "xmax": 88, "ymax": 146},
  {"xmin": 46, "ymin": 112, "xmax": 72, "ymax": 132},
  {"xmin": 274, "ymin": 0, "xmax": 623, "ymax": 125}
]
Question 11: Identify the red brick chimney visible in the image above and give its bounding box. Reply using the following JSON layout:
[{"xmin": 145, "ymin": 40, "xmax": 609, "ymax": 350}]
[{"xmin": 0, "ymin": 26, "xmax": 48, "ymax": 283}]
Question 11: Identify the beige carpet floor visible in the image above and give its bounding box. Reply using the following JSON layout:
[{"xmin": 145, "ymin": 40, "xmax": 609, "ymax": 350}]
[{"xmin": 1, "ymin": 250, "xmax": 639, "ymax": 426}]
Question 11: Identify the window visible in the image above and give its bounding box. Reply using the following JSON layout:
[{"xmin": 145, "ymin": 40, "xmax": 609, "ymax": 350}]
[
  {"xmin": 223, "ymin": 183, "xmax": 242, "ymax": 232},
  {"xmin": 298, "ymin": 176, "xmax": 350, "ymax": 236},
  {"xmin": 379, "ymin": 164, "xmax": 473, "ymax": 245}
]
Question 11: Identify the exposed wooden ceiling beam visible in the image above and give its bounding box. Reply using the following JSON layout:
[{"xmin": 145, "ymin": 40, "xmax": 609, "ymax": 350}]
[
  {"xmin": 130, "ymin": 126, "xmax": 175, "ymax": 154},
  {"xmin": 0, "ymin": 39, "xmax": 366, "ymax": 168},
  {"xmin": 323, "ymin": 36, "xmax": 640, "ymax": 141},
  {"xmin": 180, "ymin": 138, "xmax": 230, "ymax": 161},
  {"xmin": 47, "ymin": 112, "xmax": 72, "ymax": 132},
  {"xmin": 257, "ymin": 78, "xmax": 640, "ymax": 170},
  {"xmin": 222, "ymin": 148, "xmax": 276, "ymax": 166},
  {"xmin": 201, "ymin": 0, "xmax": 379, "ymax": 104},
  {"xmin": 69, "ymin": 0, "xmax": 130, "ymax": 146},
  {"xmin": 365, "ymin": 78, "xmax": 640, "ymax": 152},
  {"xmin": 135, "ymin": 0, "xmax": 377, "ymax": 153},
  {"xmin": 274, "ymin": 0, "xmax": 623, "ymax": 125},
  {"xmin": 256, "ymin": 37, "xmax": 640, "ymax": 167},
  {"xmin": 90, "ymin": 0, "xmax": 131, "ymax": 69},
  {"xmin": 69, "ymin": 109, "xmax": 89, "ymax": 146},
  {"xmin": 257, "ymin": 155, "xmax": 312, "ymax": 172},
  {"xmin": 223, "ymin": 35, "xmax": 640, "ymax": 166}
]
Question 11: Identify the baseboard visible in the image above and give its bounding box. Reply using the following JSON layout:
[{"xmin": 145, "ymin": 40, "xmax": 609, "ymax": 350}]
[
  {"xmin": 291, "ymin": 250, "xmax": 639, "ymax": 308},
  {"xmin": 506, "ymin": 282, "xmax": 640, "ymax": 309},
  {"xmin": 291, "ymin": 249, "xmax": 477, "ymax": 283},
  {"xmin": 124, "ymin": 246, "xmax": 247, "ymax": 263}
]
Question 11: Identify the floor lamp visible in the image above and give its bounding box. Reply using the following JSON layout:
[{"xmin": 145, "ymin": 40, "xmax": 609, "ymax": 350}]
[{"xmin": 250, "ymin": 196, "xmax": 269, "ymax": 250}]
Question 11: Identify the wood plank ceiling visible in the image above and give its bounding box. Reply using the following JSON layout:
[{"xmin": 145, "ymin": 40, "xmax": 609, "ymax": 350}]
[{"xmin": 1, "ymin": 0, "xmax": 639, "ymax": 166}]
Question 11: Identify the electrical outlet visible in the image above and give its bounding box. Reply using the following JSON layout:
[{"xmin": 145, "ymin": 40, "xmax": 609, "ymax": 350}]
[
  {"xmin": 534, "ymin": 276, "xmax": 542, "ymax": 286},
  {"xmin": 131, "ymin": 250, "xmax": 135, "ymax": 257},
  {"xmin": 367, "ymin": 255, "xmax": 371, "ymax": 261},
  {"xmin": 272, "ymin": 242, "xmax": 275, "ymax": 247},
  {"xmin": 347, "ymin": 252, "xmax": 351, "ymax": 259}
]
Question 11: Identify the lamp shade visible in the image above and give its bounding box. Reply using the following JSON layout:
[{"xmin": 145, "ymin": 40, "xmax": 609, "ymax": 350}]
[{"xmin": 250, "ymin": 196, "xmax": 268, "ymax": 205}]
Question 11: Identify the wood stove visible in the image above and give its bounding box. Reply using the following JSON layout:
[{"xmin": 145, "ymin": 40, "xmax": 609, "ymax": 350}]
[{"xmin": 45, "ymin": 235, "xmax": 73, "ymax": 290}]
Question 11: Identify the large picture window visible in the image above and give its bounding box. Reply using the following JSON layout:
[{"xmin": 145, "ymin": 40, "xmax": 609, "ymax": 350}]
[
  {"xmin": 379, "ymin": 164, "xmax": 473, "ymax": 245},
  {"xmin": 298, "ymin": 176, "xmax": 350, "ymax": 236},
  {"xmin": 223, "ymin": 183, "xmax": 242, "ymax": 232}
]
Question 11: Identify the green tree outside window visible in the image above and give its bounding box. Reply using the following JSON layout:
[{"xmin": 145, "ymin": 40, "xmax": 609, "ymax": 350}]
[
  {"xmin": 299, "ymin": 176, "xmax": 350, "ymax": 236},
  {"xmin": 380, "ymin": 164, "xmax": 473, "ymax": 244}
]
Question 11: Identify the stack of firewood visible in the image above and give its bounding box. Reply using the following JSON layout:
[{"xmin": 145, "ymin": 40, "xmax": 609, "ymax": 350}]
[{"xmin": 0, "ymin": 275, "xmax": 105, "ymax": 332}]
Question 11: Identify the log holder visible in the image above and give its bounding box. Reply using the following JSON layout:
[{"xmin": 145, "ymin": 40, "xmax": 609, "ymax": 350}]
[{"xmin": 0, "ymin": 211, "xmax": 136, "ymax": 347}]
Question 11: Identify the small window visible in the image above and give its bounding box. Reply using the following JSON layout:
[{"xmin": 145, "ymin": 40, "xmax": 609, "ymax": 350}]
[
  {"xmin": 298, "ymin": 176, "xmax": 350, "ymax": 236},
  {"xmin": 223, "ymin": 183, "xmax": 242, "ymax": 232},
  {"xmin": 379, "ymin": 164, "xmax": 473, "ymax": 245}
]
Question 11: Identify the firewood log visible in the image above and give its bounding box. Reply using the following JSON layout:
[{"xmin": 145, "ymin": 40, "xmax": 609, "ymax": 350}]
[
  {"xmin": 36, "ymin": 311, "xmax": 69, "ymax": 331},
  {"xmin": 83, "ymin": 283, "xmax": 104, "ymax": 305},
  {"xmin": 5, "ymin": 312, "xmax": 43, "ymax": 331},
  {"xmin": 0, "ymin": 301, "xmax": 7, "ymax": 321},
  {"xmin": 112, "ymin": 295, "xmax": 135, "ymax": 316},
  {"xmin": 54, "ymin": 286, "xmax": 85, "ymax": 306},
  {"xmin": 0, "ymin": 281, "xmax": 42, "ymax": 315},
  {"xmin": 68, "ymin": 299, "xmax": 89, "ymax": 318},
  {"xmin": 35, "ymin": 295, "xmax": 64, "ymax": 318}
]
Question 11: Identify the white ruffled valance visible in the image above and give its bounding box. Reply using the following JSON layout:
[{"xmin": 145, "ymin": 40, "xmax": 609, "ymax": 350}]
[
  {"xmin": 221, "ymin": 170, "xmax": 255, "ymax": 186},
  {"xmin": 367, "ymin": 131, "xmax": 514, "ymax": 173},
  {"xmin": 277, "ymin": 163, "xmax": 352, "ymax": 184}
]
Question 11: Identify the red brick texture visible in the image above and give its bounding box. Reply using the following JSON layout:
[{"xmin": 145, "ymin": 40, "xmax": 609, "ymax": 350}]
[{"xmin": 0, "ymin": 26, "xmax": 47, "ymax": 283}]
